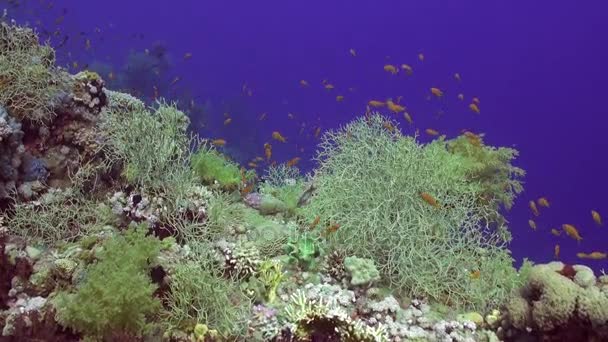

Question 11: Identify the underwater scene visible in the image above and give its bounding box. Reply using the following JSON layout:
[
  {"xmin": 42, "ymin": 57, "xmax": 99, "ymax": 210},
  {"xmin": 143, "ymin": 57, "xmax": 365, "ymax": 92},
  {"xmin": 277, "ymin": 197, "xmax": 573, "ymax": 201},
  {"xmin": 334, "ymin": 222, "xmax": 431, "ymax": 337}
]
[{"xmin": 0, "ymin": 0, "xmax": 607, "ymax": 341}]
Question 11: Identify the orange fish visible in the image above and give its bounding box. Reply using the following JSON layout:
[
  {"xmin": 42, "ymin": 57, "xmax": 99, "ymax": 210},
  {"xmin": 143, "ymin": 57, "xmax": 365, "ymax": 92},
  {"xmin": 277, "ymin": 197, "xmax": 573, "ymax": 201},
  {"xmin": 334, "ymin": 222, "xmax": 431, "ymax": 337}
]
[
  {"xmin": 528, "ymin": 219, "xmax": 537, "ymax": 230},
  {"xmin": 300, "ymin": 80, "xmax": 309, "ymax": 87},
  {"xmin": 336, "ymin": 95, "xmax": 344, "ymax": 102},
  {"xmin": 349, "ymin": 48, "xmax": 357, "ymax": 57},
  {"xmin": 183, "ymin": 52, "xmax": 193, "ymax": 60},
  {"xmin": 325, "ymin": 223, "xmax": 341, "ymax": 235},
  {"xmin": 264, "ymin": 143, "xmax": 272, "ymax": 160},
  {"xmin": 258, "ymin": 112, "xmax": 267, "ymax": 121},
  {"xmin": 248, "ymin": 162, "xmax": 257, "ymax": 168},
  {"xmin": 211, "ymin": 139, "xmax": 226, "ymax": 147},
  {"xmin": 324, "ymin": 84, "xmax": 335, "ymax": 90},
  {"xmin": 463, "ymin": 131, "xmax": 482, "ymax": 147},
  {"xmin": 384, "ymin": 64, "xmax": 398, "ymax": 75},
  {"xmin": 554, "ymin": 244, "xmax": 560, "ymax": 259},
  {"xmin": 309, "ymin": 216, "xmax": 321, "ymax": 230},
  {"xmin": 272, "ymin": 131, "xmax": 287, "ymax": 143},
  {"xmin": 529, "ymin": 200, "xmax": 540, "ymax": 216},
  {"xmin": 537, "ymin": 197, "xmax": 550, "ymax": 208},
  {"xmin": 550, "ymin": 228, "xmax": 561, "ymax": 236},
  {"xmin": 469, "ymin": 103, "xmax": 480, "ymax": 114},
  {"xmin": 387, "ymin": 100, "xmax": 406, "ymax": 114},
  {"xmin": 286, "ymin": 157, "xmax": 301, "ymax": 167},
  {"xmin": 577, "ymin": 251, "xmax": 607, "ymax": 260},
  {"xmin": 420, "ymin": 192, "xmax": 439, "ymax": 208},
  {"xmin": 314, "ymin": 127, "xmax": 322, "ymax": 139},
  {"xmin": 368, "ymin": 100, "xmax": 385, "ymax": 108},
  {"xmin": 430, "ymin": 87, "xmax": 443, "ymax": 98},
  {"xmin": 562, "ymin": 224, "xmax": 583, "ymax": 243},
  {"xmin": 383, "ymin": 121, "xmax": 395, "ymax": 133},
  {"xmin": 223, "ymin": 118, "xmax": 232, "ymax": 125},
  {"xmin": 418, "ymin": 53, "xmax": 425, "ymax": 61},
  {"xmin": 401, "ymin": 64, "xmax": 413, "ymax": 75},
  {"xmin": 425, "ymin": 128, "xmax": 439, "ymax": 136},
  {"xmin": 403, "ymin": 112, "xmax": 413, "ymax": 125},
  {"xmin": 457, "ymin": 93, "xmax": 464, "ymax": 101},
  {"xmin": 592, "ymin": 210, "xmax": 603, "ymax": 226},
  {"xmin": 470, "ymin": 270, "xmax": 481, "ymax": 280}
]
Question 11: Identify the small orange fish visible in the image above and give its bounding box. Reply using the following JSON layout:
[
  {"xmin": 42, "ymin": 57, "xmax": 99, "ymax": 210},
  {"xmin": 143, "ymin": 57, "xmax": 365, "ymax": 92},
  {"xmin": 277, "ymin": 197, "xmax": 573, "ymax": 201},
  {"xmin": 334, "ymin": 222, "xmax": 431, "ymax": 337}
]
[
  {"xmin": 309, "ymin": 216, "xmax": 321, "ymax": 230},
  {"xmin": 418, "ymin": 53, "xmax": 425, "ymax": 61},
  {"xmin": 454, "ymin": 73, "xmax": 461, "ymax": 82},
  {"xmin": 592, "ymin": 210, "xmax": 603, "ymax": 226},
  {"xmin": 383, "ymin": 121, "xmax": 395, "ymax": 133},
  {"xmin": 384, "ymin": 64, "xmax": 398, "ymax": 75},
  {"xmin": 578, "ymin": 251, "xmax": 608, "ymax": 260},
  {"xmin": 420, "ymin": 192, "xmax": 439, "ymax": 208},
  {"xmin": 554, "ymin": 244, "xmax": 560, "ymax": 259},
  {"xmin": 258, "ymin": 112, "xmax": 267, "ymax": 121},
  {"xmin": 387, "ymin": 100, "xmax": 405, "ymax": 114},
  {"xmin": 325, "ymin": 223, "xmax": 341, "ymax": 235},
  {"xmin": 469, "ymin": 103, "xmax": 480, "ymax": 114},
  {"xmin": 537, "ymin": 197, "xmax": 550, "ymax": 208},
  {"xmin": 472, "ymin": 97, "xmax": 480, "ymax": 105},
  {"xmin": 240, "ymin": 182, "xmax": 254, "ymax": 196},
  {"xmin": 314, "ymin": 127, "xmax": 322, "ymax": 139},
  {"xmin": 430, "ymin": 87, "xmax": 443, "ymax": 98},
  {"xmin": 300, "ymin": 80, "xmax": 309, "ymax": 87},
  {"xmin": 457, "ymin": 93, "xmax": 464, "ymax": 101},
  {"xmin": 562, "ymin": 224, "xmax": 583, "ymax": 243},
  {"xmin": 551, "ymin": 228, "xmax": 561, "ymax": 236},
  {"xmin": 286, "ymin": 157, "xmax": 301, "ymax": 167},
  {"xmin": 470, "ymin": 269, "xmax": 481, "ymax": 280},
  {"xmin": 183, "ymin": 52, "xmax": 193, "ymax": 60},
  {"xmin": 403, "ymin": 112, "xmax": 413, "ymax": 125},
  {"xmin": 349, "ymin": 48, "xmax": 356, "ymax": 57},
  {"xmin": 368, "ymin": 100, "xmax": 386, "ymax": 108},
  {"xmin": 336, "ymin": 95, "xmax": 344, "ymax": 102},
  {"xmin": 223, "ymin": 118, "xmax": 232, "ymax": 125},
  {"xmin": 324, "ymin": 83, "xmax": 335, "ymax": 90},
  {"xmin": 211, "ymin": 139, "xmax": 226, "ymax": 147},
  {"xmin": 528, "ymin": 219, "xmax": 537, "ymax": 230},
  {"xmin": 401, "ymin": 64, "xmax": 413, "ymax": 75},
  {"xmin": 248, "ymin": 162, "xmax": 257, "ymax": 168},
  {"xmin": 425, "ymin": 128, "xmax": 439, "ymax": 136},
  {"xmin": 529, "ymin": 200, "xmax": 540, "ymax": 216},
  {"xmin": 264, "ymin": 143, "xmax": 272, "ymax": 160},
  {"xmin": 170, "ymin": 76, "xmax": 181, "ymax": 86},
  {"xmin": 463, "ymin": 131, "xmax": 482, "ymax": 146},
  {"xmin": 272, "ymin": 131, "xmax": 287, "ymax": 143}
]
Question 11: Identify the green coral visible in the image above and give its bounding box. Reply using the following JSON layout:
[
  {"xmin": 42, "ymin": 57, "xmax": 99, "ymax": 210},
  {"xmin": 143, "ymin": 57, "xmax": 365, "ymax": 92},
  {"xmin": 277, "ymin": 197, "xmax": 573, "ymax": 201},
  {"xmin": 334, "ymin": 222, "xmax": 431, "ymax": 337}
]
[
  {"xmin": 256, "ymin": 259, "xmax": 285, "ymax": 304},
  {"xmin": 190, "ymin": 147, "xmax": 242, "ymax": 191},
  {"xmin": 0, "ymin": 22, "xmax": 71, "ymax": 124},
  {"xmin": 53, "ymin": 225, "xmax": 162, "ymax": 339},
  {"xmin": 285, "ymin": 234, "xmax": 321, "ymax": 270},
  {"xmin": 163, "ymin": 244, "xmax": 252, "ymax": 338},
  {"xmin": 301, "ymin": 114, "xmax": 523, "ymax": 310},
  {"xmin": 344, "ymin": 256, "xmax": 380, "ymax": 287}
]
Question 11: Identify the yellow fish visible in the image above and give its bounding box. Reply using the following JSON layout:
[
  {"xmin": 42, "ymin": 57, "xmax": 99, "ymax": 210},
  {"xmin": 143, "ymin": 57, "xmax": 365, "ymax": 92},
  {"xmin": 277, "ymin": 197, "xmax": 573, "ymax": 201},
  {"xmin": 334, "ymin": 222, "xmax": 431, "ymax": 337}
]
[
  {"xmin": 425, "ymin": 128, "xmax": 439, "ymax": 136},
  {"xmin": 577, "ymin": 251, "xmax": 608, "ymax": 260},
  {"xmin": 314, "ymin": 126, "xmax": 322, "ymax": 138},
  {"xmin": 469, "ymin": 103, "xmax": 480, "ymax": 114},
  {"xmin": 211, "ymin": 139, "xmax": 226, "ymax": 147},
  {"xmin": 349, "ymin": 48, "xmax": 356, "ymax": 56},
  {"xmin": 286, "ymin": 157, "xmax": 301, "ymax": 167},
  {"xmin": 528, "ymin": 219, "xmax": 537, "ymax": 230},
  {"xmin": 537, "ymin": 197, "xmax": 550, "ymax": 208},
  {"xmin": 529, "ymin": 200, "xmax": 540, "ymax": 216},
  {"xmin": 368, "ymin": 100, "xmax": 386, "ymax": 108},
  {"xmin": 384, "ymin": 64, "xmax": 398, "ymax": 75},
  {"xmin": 550, "ymin": 228, "xmax": 561, "ymax": 236},
  {"xmin": 336, "ymin": 95, "xmax": 344, "ymax": 102},
  {"xmin": 430, "ymin": 87, "xmax": 443, "ymax": 97},
  {"xmin": 592, "ymin": 210, "xmax": 603, "ymax": 226},
  {"xmin": 403, "ymin": 112, "xmax": 413, "ymax": 125},
  {"xmin": 272, "ymin": 131, "xmax": 287, "ymax": 143},
  {"xmin": 401, "ymin": 64, "xmax": 413, "ymax": 75},
  {"xmin": 264, "ymin": 143, "xmax": 272, "ymax": 160},
  {"xmin": 562, "ymin": 224, "xmax": 583, "ymax": 243},
  {"xmin": 386, "ymin": 99, "xmax": 405, "ymax": 114}
]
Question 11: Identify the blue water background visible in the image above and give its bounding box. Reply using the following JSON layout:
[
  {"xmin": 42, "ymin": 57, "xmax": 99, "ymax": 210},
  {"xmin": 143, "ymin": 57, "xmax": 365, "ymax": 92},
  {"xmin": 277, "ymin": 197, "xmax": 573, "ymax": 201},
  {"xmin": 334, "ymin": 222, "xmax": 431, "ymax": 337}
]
[{"xmin": 5, "ymin": 0, "xmax": 608, "ymax": 271}]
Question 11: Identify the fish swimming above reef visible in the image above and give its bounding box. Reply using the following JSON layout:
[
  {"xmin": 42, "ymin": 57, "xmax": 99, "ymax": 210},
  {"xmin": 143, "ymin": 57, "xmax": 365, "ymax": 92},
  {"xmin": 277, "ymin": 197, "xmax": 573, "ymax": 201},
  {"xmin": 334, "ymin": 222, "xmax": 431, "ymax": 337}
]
[{"xmin": 297, "ymin": 182, "xmax": 316, "ymax": 207}]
